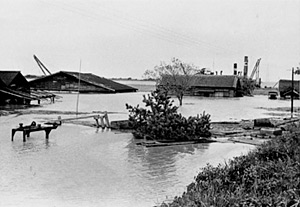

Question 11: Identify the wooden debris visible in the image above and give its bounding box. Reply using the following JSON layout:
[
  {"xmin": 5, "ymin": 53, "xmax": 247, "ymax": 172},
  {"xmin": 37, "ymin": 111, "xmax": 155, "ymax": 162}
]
[
  {"xmin": 11, "ymin": 121, "xmax": 58, "ymax": 142},
  {"xmin": 137, "ymin": 138, "xmax": 217, "ymax": 147},
  {"xmin": 260, "ymin": 127, "xmax": 282, "ymax": 136},
  {"xmin": 254, "ymin": 118, "xmax": 274, "ymax": 127},
  {"xmin": 228, "ymin": 136, "xmax": 270, "ymax": 146}
]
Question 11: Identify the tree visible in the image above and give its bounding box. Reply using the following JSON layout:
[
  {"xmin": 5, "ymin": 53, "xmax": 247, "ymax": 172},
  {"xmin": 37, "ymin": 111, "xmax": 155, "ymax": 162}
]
[
  {"xmin": 241, "ymin": 77, "xmax": 256, "ymax": 96},
  {"xmin": 126, "ymin": 89, "xmax": 211, "ymax": 141},
  {"xmin": 144, "ymin": 58, "xmax": 199, "ymax": 106}
]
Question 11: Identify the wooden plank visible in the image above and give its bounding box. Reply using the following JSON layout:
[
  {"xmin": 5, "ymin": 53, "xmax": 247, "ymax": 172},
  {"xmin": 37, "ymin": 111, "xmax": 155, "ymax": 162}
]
[{"xmin": 137, "ymin": 139, "xmax": 216, "ymax": 147}]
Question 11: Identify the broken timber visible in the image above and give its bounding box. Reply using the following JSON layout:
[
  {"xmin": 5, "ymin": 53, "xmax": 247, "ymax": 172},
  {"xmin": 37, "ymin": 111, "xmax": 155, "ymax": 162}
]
[
  {"xmin": 137, "ymin": 138, "xmax": 216, "ymax": 147},
  {"xmin": 12, "ymin": 122, "xmax": 58, "ymax": 142},
  {"xmin": 49, "ymin": 112, "xmax": 111, "ymax": 128}
]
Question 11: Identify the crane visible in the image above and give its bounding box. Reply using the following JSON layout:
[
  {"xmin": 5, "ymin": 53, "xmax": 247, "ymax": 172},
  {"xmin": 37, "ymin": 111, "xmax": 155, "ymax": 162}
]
[
  {"xmin": 249, "ymin": 58, "xmax": 261, "ymax": 87},
  {"xmin": 33, "ymin": 55, "xmax": 52, "ymax": 76}
]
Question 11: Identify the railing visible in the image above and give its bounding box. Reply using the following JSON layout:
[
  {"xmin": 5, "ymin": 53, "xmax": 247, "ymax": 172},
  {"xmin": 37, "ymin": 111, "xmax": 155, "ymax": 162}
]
[{"xmin": 51, "ymin": 112, "xmax": 111, "ymax": 128}]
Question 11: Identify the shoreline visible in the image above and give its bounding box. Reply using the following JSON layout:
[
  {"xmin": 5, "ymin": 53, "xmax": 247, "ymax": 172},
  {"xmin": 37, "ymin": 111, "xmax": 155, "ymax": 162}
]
[{"xmin": 157, "ymin": 126, "xmax": 300, "ymax": 207}]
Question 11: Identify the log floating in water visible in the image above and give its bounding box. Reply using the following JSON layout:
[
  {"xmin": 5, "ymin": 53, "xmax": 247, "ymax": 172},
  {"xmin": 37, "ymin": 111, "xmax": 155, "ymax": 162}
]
[{"xmin": 137, "ymin": 138, "xmax": 216, "ymax": 147}]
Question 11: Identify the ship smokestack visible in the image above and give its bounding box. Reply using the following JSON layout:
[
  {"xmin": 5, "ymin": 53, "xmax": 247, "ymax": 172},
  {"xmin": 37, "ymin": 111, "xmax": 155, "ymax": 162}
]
[
  {"xmin": 233, "ymin": 63, "xmax": 237, "ymax": 75},
  {"xmin": 244, "ymin": 56, "xmax": 248, "ymax": 77}
]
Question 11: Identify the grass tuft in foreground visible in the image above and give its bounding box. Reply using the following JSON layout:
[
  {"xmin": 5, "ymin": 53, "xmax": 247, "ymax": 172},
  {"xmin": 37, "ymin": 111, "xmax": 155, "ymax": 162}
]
[{"xmin": 158, "ymin": 132, "xmax": 300, "ymax": 207}]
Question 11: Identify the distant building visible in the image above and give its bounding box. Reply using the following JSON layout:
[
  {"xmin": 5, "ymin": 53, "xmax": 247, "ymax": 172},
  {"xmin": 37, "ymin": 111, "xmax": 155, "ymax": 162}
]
[
  {"xmin": 29, "ymin": 71, "xmax": 138, "ymax": 93},
  {"xmin": 278, "ymin": 79, "xmax": 300, "ymax": 99},
  {"xmin": 190, "ymin": 75, "xmax": 243, "ymax": 97},
  {"xmin": 160, "ymin": 74, "xmax": 243, "ymax": 97}
]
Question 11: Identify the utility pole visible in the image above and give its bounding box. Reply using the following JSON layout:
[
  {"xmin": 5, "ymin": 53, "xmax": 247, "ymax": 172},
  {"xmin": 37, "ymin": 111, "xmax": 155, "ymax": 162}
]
[{"xmin": 291, "ymin": 67, "xmax": 294, "ymax": 118}]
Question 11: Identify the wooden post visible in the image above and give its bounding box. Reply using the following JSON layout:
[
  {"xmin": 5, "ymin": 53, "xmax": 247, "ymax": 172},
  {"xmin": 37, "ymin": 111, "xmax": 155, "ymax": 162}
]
[
  {"xmin": 45, "ymin": 129, "xmax": 51, "ymax": 139},
  {"xmin": 58, "ymin": 116, "xmax": 62, "ymax": 125},
  {"xmin": 11, "ymin": 129, "xmax": 15, "ymax": 141},
  {"xmin": 100, "ymin": 116, "xmax": 105, "ymax": 128},
  {"xmin": 104, "ymin": 112, "xmax": 110, "ymax": 128},
  {"xmin": 23, "ymin": 131, "xmax": 26, "ymax": 142},
  {"xmin": 94, "ymin": 115, "xmax": 100, "ymax": 128}
]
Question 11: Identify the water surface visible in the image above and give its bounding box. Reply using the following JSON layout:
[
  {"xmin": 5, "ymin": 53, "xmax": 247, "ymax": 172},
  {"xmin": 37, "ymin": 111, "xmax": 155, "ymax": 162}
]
[{"xmin": 1, "ymin": 91, "xmax": 296, "ymax": 207}]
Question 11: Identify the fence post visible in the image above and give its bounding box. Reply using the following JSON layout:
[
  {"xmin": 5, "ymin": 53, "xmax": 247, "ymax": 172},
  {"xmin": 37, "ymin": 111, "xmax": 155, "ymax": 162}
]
[{"xmin": 104, "ymin": 111, "xmax": 110, "ymax": 128}]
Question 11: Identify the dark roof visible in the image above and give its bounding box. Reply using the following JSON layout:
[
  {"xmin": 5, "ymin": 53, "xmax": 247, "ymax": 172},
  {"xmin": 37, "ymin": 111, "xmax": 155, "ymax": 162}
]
[
  {"xmin": 283, "ymin": 89, "xmax": 299, "ymax": 96},
  {"xmin": 0, "ymin": 71, "xmax": 21, "ymax": 86},
  {"xmin": 63, "ymin": 71, "xmax": 137, "ymax": 92},
  {"xmin": 0, "ymin": 77, "xmax": 5, "ymax": 87},
  {"xmin": 30, "ymin": 71, "xmax": 138, "ymax": 92},
  {"xmin": 192, "ymin": 75, "xmax": 239, "ymax": 88},
  {"xmin": 279, "ymin": 79, "xmax": 300, "ymax": 92}
]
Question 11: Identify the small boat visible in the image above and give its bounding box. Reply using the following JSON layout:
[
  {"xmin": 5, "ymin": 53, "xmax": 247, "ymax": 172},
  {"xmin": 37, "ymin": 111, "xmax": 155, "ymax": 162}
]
[{"xmin": 268, "ymin": 91, "xmax": 278, "ymax": 99}]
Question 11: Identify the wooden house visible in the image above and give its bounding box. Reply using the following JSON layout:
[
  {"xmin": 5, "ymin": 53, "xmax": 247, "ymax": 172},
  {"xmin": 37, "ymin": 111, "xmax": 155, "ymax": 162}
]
[
  {"xmin": 190, "ymin": 75, "xmax": 243, "ymax": 97},
  {"xmin": 160, "ymin": 74, "xmax": 243, "ymax": 97},
  {"xmin": 29, "ymin": 71, "xmax": 138, "ymax": 93},
  {"xmin": 0, "ymin": 71, "xmax": 30, "ymax": 92},
  {"xmin": 278, "ymin": 79, "xmax": 300, "ymax": 99},
  {"xmin": 0, "ymin": 71, "xmax": 33, "ymax": 104}
]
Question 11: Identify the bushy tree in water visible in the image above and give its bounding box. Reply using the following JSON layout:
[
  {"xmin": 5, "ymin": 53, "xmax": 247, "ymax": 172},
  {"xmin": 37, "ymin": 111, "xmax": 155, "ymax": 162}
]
[{"xmin": 126, "ymin": 89, "xmax": 211, "ymax": 141}]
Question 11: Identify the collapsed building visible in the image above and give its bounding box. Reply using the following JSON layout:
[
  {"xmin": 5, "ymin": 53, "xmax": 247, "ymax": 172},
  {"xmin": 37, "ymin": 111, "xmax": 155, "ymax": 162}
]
[
  {"xmin": 0, "ymin": 71, "xmax": 33, "ymax": 104},
  {"xmin": 278, "ymin": 79, "xmax": 300, "ymax": 99},
  {"xmin": 29, "ymin": 71, "xmax": 138, "ymax": 93}
]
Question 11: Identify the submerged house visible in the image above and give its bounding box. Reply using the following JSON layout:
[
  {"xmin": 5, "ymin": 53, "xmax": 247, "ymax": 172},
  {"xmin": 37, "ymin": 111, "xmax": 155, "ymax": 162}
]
[
  {"xmin": 189, "ymin": 75, "xmax": 243, "ymax": 97},
  {"xmin": 160, "ymin": 74, "xmax": 243, "ymax": 97},
  {"xmin": 29, "ymin": 71, "xmax": 138, "ymax": 93},
  {"xmin": 0, "ymin": 71, "xmax": 33, "ymax": 104},
  {"xmin": 278, "ymin": 79, "xmax": 300, "ymax": 99},
  {"xmin": 0, "ymin": 71, "xmax": 30, "ymax": 92}
]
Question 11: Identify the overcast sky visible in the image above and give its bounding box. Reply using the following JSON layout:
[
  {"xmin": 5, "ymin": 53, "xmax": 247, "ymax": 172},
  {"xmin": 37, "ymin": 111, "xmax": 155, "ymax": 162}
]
[{"xmin": 0, "ymin": 0, "xmax": 299, "ymax": 82}]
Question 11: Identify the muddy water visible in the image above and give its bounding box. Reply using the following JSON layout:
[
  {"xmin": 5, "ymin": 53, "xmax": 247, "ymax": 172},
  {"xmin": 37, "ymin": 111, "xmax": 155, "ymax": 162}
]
[{"xmin": 0, "ymin": 92, "xmax": 296, "ymax": 207}]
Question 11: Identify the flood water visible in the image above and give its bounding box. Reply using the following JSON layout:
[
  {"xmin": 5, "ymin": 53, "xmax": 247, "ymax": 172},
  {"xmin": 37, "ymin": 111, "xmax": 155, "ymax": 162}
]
[{"xmin": 0, "ymin": 88, "xmax": 298, "ymax": 207}]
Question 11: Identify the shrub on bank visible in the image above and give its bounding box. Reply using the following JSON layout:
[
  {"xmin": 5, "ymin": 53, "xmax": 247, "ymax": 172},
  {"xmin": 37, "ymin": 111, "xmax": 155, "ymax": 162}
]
[
  {"xmin": 159, "ymin": 132, "xmax": 300, "ymax": 206},
  {"xmin": 126, "ymin": 89, "xmax": 211, "ymax": 141}
]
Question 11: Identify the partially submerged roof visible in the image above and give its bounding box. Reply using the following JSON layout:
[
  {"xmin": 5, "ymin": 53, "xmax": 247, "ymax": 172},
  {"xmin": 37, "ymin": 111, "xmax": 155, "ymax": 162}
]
[
  {"xmin": 278, "ymin": 79, "xmax": 300, "ymax": 92},
  {"xmin": 30, "ymin": 71, "xmax": 138, "ymax": 93},
  {"xmin": 0, "ymin": 77, "xmax": 5, "ymax": 87},
  {"xmin": 192, "ymin": 75, "xmax": 240, "ymax": 88},
  {"xmin": 0, "ymin": 70, "xmax": 22, "ymax": 86},
  {"xmin": 283, "ymin": 89, "xmax": 299, "ymax": 97}
]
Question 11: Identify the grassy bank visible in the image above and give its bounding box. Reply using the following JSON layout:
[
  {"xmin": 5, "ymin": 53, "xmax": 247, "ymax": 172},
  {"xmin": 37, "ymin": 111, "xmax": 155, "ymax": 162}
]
[{"xmin": 159, "ymin": 130, "xmax": 300, "ymax": 207}]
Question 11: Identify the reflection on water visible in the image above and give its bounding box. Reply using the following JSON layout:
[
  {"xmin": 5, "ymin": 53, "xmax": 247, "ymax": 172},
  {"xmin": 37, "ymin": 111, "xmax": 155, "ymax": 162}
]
[
  {"xmin": 127, "ymin": 140, "xmax": 209, "ymax": 179},
  {"xmin": 0, "ymin": 121, "xmax": 253, "ymax": 207},
  {"xmin": 12, "ymin": 139, "xmax": 57, "ymax": 155}
]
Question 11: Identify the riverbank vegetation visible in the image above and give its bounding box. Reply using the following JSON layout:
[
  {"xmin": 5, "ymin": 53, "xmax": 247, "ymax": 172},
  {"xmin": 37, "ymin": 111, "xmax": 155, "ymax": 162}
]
[
  {"xmin": 158, "ymin": 130, "xmax": 300, "ymax": 207},
  {"xmin": 126, "ymin": 89, "xmax": 211, "ymax": 141}
]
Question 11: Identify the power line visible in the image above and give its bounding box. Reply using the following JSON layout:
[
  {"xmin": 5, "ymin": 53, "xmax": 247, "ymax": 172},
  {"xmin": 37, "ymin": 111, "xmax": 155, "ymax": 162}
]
[
  {"xmin": 88, "ymin": 1, "xmax": 238, "ymax": 54},
  {"xmin": 40, "ymin": 0, "xmax": 239, "ymax": 56}
]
